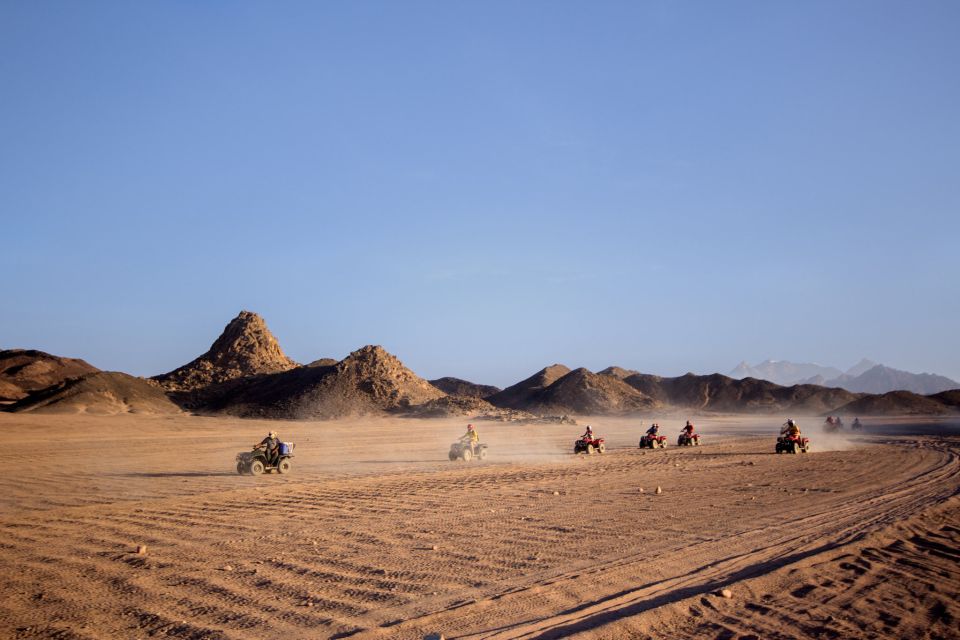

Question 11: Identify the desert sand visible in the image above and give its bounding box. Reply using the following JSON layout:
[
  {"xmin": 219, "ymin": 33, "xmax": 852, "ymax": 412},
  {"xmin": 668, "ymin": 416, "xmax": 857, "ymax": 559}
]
[{"xmin": 1, "ymin": 414, "xmax": 957, "ymax": 639}]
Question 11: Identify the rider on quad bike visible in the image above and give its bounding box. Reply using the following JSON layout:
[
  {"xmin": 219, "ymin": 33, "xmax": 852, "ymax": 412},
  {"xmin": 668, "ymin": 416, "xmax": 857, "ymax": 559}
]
[
  {"xmin": 781, "ymin": 419, "xmax": 801, "ymax": 437},
  {"xmin": 678, "ymin": 420, "xmax": 700, "ymax": 446},
  {"xmin": 574, "ymin": 425, "xmax": 605, "ymax": 454},
  {"xmin": 777, "ymin": 418, "xmax": 810, "ymax": 454},
  {"xmin": 460, "ymin": 424, "xmax": 479, "ymax": 456},
  {"xmin": 257, "ymin": 431, "xmax": 282, "ymax": 466},
  {"xmin": 640, "ymin": 423, "xmax": 668, "ymax": 449}
]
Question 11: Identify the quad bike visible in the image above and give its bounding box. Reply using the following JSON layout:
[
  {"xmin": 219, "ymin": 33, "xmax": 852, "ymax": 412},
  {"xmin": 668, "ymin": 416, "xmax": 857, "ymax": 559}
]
[
  {"xmin": 776, "ymin": 434, "xmax": 810, "ymax": 454},
  {"xmin": 851, "ymin": 419, "xmax": 863, "ymax": 431},
  {"xmin": 639, "ymin": 434, "xmax": 668, "ymax": 449},
  {"xmin": 677, "ymin": 432, "xmax": 701, "ymax": 446},
  {"xmin": 236, "ymin": 442, "xmax": 295, "ymax": 475},
  {"xmin": 823, "ymin": 417, "xmax": 842, "ymax": 433},
  {"xmin": 449, "ymin": 441, "xmax": 488, "ymax": 462},
  {"xmin": 574, "ymin": 436, "xmax": 606, "ymax": 455}
]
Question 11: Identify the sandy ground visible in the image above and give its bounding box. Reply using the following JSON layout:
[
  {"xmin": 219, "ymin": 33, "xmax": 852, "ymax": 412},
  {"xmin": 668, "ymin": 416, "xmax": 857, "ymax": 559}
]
[{"xmin": 0, "ymin": 413, "xmax": 958, "ymax": 640}]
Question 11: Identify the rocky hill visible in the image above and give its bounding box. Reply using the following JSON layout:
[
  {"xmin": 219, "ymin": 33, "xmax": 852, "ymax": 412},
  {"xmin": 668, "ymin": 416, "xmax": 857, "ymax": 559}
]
[
  {"xmin": 527, "ymin": 368, "xmax": 658, "ymax": 415},
  {"xmin": 7, "ymin": 372, "xmax": 181, "ymax": 415},
  {"xmin": 194, "ymin": 345, "xmax": 444, "ymax": 419},
  {"xmin": 619, "ymin": 372, "xmax": 861, "ymax": 414},
  {"xmin": 486, "ymin": 364, "xmax": 571, "ymax": 410},
  {"xmin": 834, "ymin": 390, "xmax": 953, "ymax": 416},
  {"xmin": 153, "ymin": 311, "xmax": 297, "ymax": 391},
  {"xmin": 429, "ymin": 377, "xmax": 500, "ymax": 399},
  {"xmin": 0, "ymin": 349, "xmax": 100, "ymax": 401}
]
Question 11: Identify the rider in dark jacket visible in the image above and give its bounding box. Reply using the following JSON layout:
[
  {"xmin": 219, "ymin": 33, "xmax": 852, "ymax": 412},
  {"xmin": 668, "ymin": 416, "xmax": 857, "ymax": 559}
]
[{"xmin": 258, "ymin": 431, "xmax": 281, "ymax": 466}]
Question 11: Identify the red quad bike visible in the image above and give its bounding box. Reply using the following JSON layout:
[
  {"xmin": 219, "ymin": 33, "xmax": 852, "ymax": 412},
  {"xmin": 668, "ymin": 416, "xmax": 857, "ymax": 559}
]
[
  {"xmin": 574, "ymin": 436, "xmax": 606, "ymax": 455},
  {"xmin": 677, "ymin": 431, "xmax": 701, "ymax": 446},
  {"xmin": 639, "ymin": 434, "xmax": 668, "ymax": 449},
  {"xmin": 776, "ymin": 434, "xmax": 810, "ymax": 454}
]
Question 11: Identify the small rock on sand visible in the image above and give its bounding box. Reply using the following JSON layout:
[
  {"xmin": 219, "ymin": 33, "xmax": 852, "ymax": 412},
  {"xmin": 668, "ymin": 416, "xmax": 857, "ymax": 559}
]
[
  {"xmin": 136, "ymin": 545, "xmax": 147, "ymax": 555},
  {"xmin": 424, "ymin": 634, "xmax": 445, "ymax": 640},
  {"xmin": 553, "ymin": 491, "xmax": 560, "ymax": 496},
  {"xmin": 655, "ymin": 486, "xmax": 663, "ymax": 495},
  {"xmin": 719, "ymin": 589, "xmax": 733, "ymax": 599}
]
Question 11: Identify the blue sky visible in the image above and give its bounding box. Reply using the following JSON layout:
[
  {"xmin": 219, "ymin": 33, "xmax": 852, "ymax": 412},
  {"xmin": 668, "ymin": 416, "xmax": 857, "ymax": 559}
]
[{"xmin": 2, "ymin": 1, "xmax": 958, "ymax": 387}]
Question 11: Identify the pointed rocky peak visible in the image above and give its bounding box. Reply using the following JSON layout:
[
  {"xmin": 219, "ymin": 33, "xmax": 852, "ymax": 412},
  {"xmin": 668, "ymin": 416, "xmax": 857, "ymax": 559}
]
[
  {"xmin": 536, "ymin": 364, "xmax": 573, "ymax": 386},
  {"xmin": 154, "ymin": 311, "xmax": 297, "ymax": 391}
]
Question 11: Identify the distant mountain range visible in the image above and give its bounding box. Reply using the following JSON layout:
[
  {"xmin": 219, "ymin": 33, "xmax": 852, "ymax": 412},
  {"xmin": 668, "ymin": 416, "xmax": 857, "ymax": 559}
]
[
  {"xmin": 3, "ymin": 312, "xmax": 959, "ymax": 418},
  {"xmin": 730, "ymin": 359, "xmax": 958, "ymax": 396}
]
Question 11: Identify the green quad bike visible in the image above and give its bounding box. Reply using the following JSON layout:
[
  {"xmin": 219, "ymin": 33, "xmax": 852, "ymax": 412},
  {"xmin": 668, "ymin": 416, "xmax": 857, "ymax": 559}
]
[{"xmin": 236, "ymin": 442, "xmax": 295, "ymax": 475}]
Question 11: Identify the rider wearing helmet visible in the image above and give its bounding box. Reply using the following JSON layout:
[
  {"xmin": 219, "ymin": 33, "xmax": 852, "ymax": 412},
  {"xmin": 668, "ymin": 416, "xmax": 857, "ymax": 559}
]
[
  {"xmin": 460, "ymin": 423, "xmax": 479, "ymax": 454},
  {"xmin": 683, "ymin": 420, "xmax": 695, "ymax": 435},
  {"xmin": 781, "ymin": 419, "xmax": 801, "ymax": 437},
  {"xmin": 646, "ymin": 423, "xmax": 661, "ymax": 436},
  {"xmin": 258, "ymin": 431, "xmax": 282, "ymax": 466},
  {"xmin": 581, "ymin": 425, "xmax": 594, "ymax": 440}
]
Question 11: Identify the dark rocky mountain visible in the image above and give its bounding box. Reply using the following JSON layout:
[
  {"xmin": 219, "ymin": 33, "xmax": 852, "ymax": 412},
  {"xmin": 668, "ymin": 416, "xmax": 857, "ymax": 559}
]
[
  {"xmin": 834, "ymin": 390, "xmax": 953, "ymax": 416},
  {"xmin": 525, "ymin": 368, "xmax": 658, "ymax": 415},
  {"xmin": 153, "ymin": 311, "xmax": 298, "ymax": 391},
  {"xmin": 429, "ymin": 377, "xmax": 501, "ymax": 399},
  {"xmin": 621, "ymin": 372, "xmax": 861, "ymax": 414},
  {"xmin": 7, "ymin": 372, "xmax": 181, "ymax": 415},
  {"xmin": 485, "ymin": 364, "xmax": 571, "ymax": 410},
  {"xmin": 0, "ymin": 349, "xmax": 100, "ymax": 401}
]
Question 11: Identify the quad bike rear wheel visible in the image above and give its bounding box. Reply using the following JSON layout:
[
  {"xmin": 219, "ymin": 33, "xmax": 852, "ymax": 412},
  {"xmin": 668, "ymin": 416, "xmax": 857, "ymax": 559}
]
[
  {"xmin": 250, "ymin": 460, "xmax": 265, "ymax": 476},
  {"xmin": 277, "ymin": 459, "xmax": 291, "ymax": 474},
  {"xmin": 449, "ymin": 450, "xmax": 458, "ymax": 461},
  {"xmin": 236, "ymin": 462, "xmax": 245, "ymax": 475}
]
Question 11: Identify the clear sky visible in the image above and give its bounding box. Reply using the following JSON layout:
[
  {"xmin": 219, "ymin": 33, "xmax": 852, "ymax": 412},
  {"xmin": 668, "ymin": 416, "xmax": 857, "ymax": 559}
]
[{"xmin": 2, "ymin": 1, "xmax": 958, "ymax": 387}]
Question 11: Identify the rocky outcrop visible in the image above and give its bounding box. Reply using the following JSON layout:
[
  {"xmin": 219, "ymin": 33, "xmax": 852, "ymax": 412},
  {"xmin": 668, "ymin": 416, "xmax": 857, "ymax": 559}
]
[
  {"xmin": 429, "ymin": 377, "xmax": 500, "ymax": 399},
  {"xmin": 153, "ymin": 311, "xmax": 297, "ymax": 391}
]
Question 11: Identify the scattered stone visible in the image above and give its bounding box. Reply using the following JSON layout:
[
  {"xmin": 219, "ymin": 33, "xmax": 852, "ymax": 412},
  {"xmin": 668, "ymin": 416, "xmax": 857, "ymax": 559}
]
[
  {"xmin": 431, "ymin": 545, "xmax": 438, "ymax": 551},
  {"xmin": 135, "ymin": 545, "xmax": 148, "ymax": 555},
  {"xmin": 553, "ymin": 491, "xmax": 560, "ymax": 496},
  {"xmin": 719, "ymin": 589, "xmax": 733, "ymax": 599},
  {"xmin": 638, "ymin": 488, "xmax": 645, "ymax": 493},
  {"xmin": 424, "ymin": 634, "xmax": 446, "ymax": 640},
  {"xmin": 655, "ymin": 486, "xmax": 663, "ymax": 495},
  {"xmin": 221, "ymin": 564, "xmax": 234, "ymax": 572}
]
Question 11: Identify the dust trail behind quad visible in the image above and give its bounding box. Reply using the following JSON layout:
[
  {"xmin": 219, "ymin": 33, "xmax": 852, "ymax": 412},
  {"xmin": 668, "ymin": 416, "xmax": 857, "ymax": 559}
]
[{"xmin": 0, "ymin": 413, "xmax": 957, "ymax": 640}]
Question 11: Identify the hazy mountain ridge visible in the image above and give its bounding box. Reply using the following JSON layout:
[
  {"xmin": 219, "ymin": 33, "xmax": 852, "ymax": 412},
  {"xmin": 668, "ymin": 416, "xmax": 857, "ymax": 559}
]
[{"xmin": 733, "ymin": 358, "xmax": 957, "ymax": 395}]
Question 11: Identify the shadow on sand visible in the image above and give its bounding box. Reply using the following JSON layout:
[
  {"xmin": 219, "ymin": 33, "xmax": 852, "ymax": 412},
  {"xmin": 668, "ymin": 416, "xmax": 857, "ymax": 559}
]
[{"xmin": 120, "ymin": 471, "xmax": 239, "ymax": 478}]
